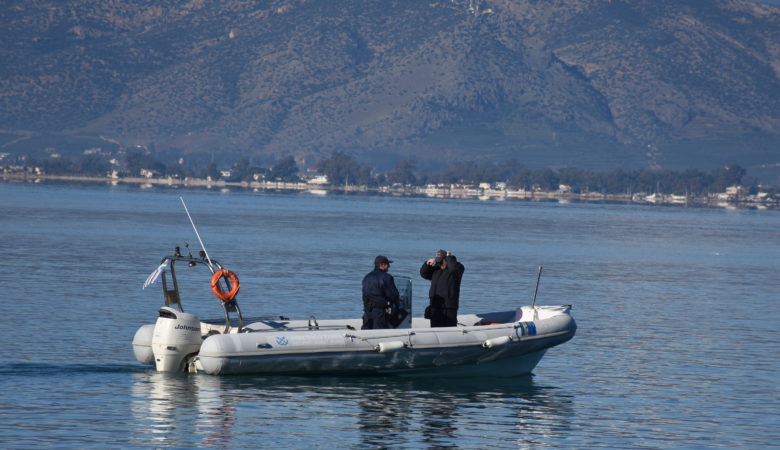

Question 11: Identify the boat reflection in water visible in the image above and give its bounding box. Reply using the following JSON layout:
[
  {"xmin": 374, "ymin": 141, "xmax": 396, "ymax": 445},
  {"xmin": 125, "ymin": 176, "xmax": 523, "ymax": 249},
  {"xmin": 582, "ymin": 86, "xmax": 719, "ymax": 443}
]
[
  {"xmin": 129, "ymin": 371, "xmax": 574, "ymax": 447},
  {"xmin": 130, "ymin": 373, "xmax": 236, "ymax": 447}
]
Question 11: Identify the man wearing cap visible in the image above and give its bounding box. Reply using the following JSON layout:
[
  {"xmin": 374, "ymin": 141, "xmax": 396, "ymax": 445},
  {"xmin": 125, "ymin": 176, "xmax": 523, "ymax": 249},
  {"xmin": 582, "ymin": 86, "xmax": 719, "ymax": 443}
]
[
  {"xmin": 420, "ymin": 249, "xmax": 465, "ymax": 327},
  {"xmin": 361, "ymin": 255, "xmax": 401, "ymax": 330}
]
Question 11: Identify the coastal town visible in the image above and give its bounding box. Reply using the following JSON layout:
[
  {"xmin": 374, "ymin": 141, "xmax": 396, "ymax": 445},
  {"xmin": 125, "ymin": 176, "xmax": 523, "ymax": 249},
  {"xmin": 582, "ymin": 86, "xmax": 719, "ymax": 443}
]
[{"xmin": 3, "ymin": 162, "xmax": 777, "ymax": 210}]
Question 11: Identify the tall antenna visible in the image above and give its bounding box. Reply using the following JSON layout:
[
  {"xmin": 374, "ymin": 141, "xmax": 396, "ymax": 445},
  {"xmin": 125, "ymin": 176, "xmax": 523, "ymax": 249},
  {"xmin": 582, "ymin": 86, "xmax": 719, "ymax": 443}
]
[
  {"xmin": 180, "ymin": 196, "xmax": 214, "ymax": 270},
  {"xmin": 531, "ymin": 265, "xmax": 542, "ymax": 320},
  {"xmin": 531, "ymin": 265, "xmax": 543, "ymax": 307}
]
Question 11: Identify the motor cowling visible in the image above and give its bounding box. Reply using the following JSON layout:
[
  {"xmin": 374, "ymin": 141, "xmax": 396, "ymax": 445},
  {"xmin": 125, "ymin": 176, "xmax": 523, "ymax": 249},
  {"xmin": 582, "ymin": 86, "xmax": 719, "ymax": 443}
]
[{"xmin": 151, "ymin": 306, "xmax": 203, "ymax": 372}]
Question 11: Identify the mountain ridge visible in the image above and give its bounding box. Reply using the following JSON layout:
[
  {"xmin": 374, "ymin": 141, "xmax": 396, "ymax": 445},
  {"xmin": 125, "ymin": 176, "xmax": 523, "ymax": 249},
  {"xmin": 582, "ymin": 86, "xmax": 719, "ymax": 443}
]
[{"xmin": 1, "ymin": 0, "xmax": 778, "ymax": 181}]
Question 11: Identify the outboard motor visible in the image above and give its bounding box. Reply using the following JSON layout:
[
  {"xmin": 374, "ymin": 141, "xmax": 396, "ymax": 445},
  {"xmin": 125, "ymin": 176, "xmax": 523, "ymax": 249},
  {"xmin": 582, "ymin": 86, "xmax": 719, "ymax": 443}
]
[{"xmin": 151, "ymin": 306, "xmax": 203, "ymax": 372}]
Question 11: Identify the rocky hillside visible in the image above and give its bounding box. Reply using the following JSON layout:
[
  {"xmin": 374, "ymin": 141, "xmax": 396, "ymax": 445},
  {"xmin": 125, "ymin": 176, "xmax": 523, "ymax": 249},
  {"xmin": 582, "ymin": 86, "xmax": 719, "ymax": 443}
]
[{"xmin": 1, "ymin": 0, "xmax": 778, "ymax": 177}]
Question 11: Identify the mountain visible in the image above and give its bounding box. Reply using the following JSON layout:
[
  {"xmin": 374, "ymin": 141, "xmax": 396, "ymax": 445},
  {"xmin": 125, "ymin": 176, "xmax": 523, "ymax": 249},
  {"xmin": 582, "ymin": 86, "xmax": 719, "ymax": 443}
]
[{"xmin": 1, "ymin": 0, "xmax": 779, "ymax": 181}]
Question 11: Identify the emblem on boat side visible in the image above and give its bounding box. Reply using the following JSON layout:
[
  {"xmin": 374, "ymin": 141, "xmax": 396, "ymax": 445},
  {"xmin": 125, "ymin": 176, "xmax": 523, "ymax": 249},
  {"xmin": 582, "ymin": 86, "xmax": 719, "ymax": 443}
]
[
  {"xmin": 275, "ymin": 336, "xmax": 289, "ymax": 346},
  {"xmin": 517, "ymin": 322, "xmax": 537, "ymax": 337}
]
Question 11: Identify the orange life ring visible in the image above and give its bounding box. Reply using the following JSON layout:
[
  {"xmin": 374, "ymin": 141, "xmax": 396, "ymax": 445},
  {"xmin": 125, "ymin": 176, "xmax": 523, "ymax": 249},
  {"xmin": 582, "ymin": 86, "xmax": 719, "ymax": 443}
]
[{"xmin": 210, "ymin": 269, "xmax": 240, "ymax": 302}]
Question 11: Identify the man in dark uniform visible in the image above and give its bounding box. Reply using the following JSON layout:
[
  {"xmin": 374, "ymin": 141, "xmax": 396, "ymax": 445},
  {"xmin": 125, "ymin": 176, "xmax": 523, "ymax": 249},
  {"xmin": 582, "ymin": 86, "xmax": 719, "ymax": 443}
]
[
  {"xmin": 362, "ymin": 255, "xmax": 401, "ymax": 330},
  {"xmin": 420, "ymin": 249, "xmax": 465, "ymax": 327}
]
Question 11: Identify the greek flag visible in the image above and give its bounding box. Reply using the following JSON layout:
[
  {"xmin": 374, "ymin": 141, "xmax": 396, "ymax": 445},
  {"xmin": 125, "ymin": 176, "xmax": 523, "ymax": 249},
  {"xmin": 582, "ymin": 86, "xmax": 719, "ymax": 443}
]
[{"xmin": 143, "ymin": 260, "xmax": 169, "ymax": 289}]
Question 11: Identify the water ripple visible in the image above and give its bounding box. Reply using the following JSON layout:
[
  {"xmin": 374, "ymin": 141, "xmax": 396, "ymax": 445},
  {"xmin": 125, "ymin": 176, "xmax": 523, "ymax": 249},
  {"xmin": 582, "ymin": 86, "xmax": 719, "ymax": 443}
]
[{"xmin": 1, "ymin": 182, "xmax": 778, "ymax": 447}]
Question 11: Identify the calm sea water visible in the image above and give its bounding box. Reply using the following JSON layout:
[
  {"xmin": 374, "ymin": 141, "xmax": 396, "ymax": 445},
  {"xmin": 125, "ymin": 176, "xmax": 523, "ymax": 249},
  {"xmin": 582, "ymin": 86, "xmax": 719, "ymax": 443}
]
[{"xmin": 0, "ymin": 181, "xmax": 778, "ymax": 448}]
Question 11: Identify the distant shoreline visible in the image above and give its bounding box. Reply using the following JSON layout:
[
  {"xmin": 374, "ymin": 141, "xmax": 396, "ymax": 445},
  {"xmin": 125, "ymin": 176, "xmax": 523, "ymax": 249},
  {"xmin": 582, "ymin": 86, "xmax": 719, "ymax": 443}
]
[{"xmin": 2, "ymin": 172, "xmax": 778, "ymax": 211}]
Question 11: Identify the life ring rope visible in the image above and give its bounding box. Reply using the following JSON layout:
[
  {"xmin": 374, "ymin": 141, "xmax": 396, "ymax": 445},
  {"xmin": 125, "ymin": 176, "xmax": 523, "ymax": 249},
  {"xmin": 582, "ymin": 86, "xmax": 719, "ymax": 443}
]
[{"xmin": 210, "ymin": 269, "xmax": 240, "ymax": 302}]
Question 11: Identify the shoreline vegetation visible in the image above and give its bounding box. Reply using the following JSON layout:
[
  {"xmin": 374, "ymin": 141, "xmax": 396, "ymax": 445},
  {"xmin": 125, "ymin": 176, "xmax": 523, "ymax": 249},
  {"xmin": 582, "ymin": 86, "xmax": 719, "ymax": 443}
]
[
  {"xmin": 3, "ymin": 172, "xmax": 777, "ymax": 210},
  {"xmin": 3, "ymin": 150, "xmax": 777, "ymax": 209}
]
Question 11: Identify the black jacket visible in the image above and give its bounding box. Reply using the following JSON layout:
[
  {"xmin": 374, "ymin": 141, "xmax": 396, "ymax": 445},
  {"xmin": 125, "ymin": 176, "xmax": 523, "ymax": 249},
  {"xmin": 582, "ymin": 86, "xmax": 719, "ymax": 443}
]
[
  {"xmin": 362, "ymin": 268, "xmax": 400, "ymax": 309},
  {"xmin": 419, "ymin": 255, "xmax": 465, "ymax": 309}
]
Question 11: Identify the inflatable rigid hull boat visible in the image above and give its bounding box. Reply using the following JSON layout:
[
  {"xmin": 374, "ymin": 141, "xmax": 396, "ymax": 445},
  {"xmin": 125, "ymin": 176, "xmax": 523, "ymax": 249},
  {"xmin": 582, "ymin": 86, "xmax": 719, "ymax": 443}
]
[{"xmin": 133, "ymin": 249, "xmax": 576, "ymax": 377}]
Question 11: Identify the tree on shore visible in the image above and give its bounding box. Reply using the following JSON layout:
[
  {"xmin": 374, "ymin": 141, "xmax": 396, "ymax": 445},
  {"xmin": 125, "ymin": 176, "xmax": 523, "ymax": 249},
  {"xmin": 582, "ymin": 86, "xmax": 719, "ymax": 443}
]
[
  {"xmin": 125, "ymin": 151, "xmax": 166, "ymax": 176},
  {"xmin": 712, "ymin": 165, "xmax": 746, "ymax": 192},
  {"xmin": 317, "ymin": 151, "xmax": 363, "ymax": 185},
  {"xmin": 268, "ymin": 156, "xmax": 300, "ymax": 181},
  {"xmin": 530, "ymin": 168, "xmax": 559, "ymax": 191},
  {"xmin": 225, "ymin": 157, "xmax": 266, "ymax": 182},
  {"xmin": 200, "ymin": 162, "xmax": 220, "ymax": 180},
  {"xmin": 387, "ymin": 158, "xmax": 417, "ymax": 185}
]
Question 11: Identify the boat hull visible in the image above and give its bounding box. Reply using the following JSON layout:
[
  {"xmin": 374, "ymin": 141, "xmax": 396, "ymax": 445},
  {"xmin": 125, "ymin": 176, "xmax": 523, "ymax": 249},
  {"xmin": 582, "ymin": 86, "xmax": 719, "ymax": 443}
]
[
  {"xmin": 196, "ymin": 312, "xmax": 575, "ymax": 376},
  {"xmin": 199, "ymin": 342, "xmax": 552, "ymax": 377},
  {"xmin": 133, "ymin": 305, "xmax": 576, "ymax": 377}
]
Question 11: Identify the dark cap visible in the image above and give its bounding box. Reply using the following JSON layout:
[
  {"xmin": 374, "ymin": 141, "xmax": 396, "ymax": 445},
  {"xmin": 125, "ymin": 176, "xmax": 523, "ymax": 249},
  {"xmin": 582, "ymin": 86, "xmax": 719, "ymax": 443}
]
[
  {"xmin": 374, "ymin": 255, "xmax": 392, "ymax": 266},
  {"xmin": 434, "ymin": 249, "xmax": 447, "ymax": 263}
]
